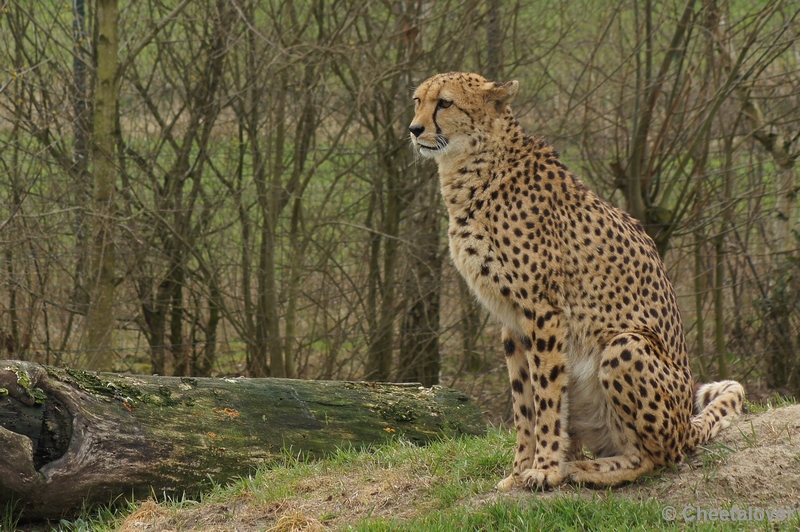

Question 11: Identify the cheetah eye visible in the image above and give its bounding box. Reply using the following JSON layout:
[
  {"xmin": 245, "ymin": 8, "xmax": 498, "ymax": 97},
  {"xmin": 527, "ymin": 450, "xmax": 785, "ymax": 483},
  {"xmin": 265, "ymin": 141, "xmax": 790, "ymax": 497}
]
[
  {"xmin": 413, "ymin": 97, "xmax": 420, "ymax": 109},
  {"xmin": 438, "ymin": 99, "xmax": 453, "ymax": 110}
]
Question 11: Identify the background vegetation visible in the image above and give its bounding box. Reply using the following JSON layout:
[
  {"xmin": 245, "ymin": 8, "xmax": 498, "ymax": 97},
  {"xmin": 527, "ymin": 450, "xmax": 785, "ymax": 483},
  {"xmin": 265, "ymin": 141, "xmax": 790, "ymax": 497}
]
[{"xmin": 1, "ymin": 0, "xmax": 799, "ymax": 421}]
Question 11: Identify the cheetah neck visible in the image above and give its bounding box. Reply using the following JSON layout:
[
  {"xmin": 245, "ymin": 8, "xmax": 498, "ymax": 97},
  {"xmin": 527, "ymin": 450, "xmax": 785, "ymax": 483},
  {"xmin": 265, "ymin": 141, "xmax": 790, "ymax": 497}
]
[
  {"xmin": 434, "ymin": 118, "xmax": 560, "ymax": 337},
  {"xmin": 436, "ymin": 117, "xmax": 525, "ymax": 218}
]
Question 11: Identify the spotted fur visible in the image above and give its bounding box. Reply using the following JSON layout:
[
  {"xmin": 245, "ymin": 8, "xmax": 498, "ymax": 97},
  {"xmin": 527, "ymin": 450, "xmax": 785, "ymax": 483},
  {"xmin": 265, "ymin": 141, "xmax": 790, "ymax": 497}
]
[{"xmin": 409, "ymin": 72, "xmax": 745, "ymax": 489}]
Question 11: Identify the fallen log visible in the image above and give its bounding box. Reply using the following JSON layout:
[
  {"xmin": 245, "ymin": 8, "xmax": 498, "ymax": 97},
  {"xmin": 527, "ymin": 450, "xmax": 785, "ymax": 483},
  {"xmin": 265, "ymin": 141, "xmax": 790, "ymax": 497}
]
[{"xmin": 0, "ymin": 360, "xmax": 485, "ymax": 520}]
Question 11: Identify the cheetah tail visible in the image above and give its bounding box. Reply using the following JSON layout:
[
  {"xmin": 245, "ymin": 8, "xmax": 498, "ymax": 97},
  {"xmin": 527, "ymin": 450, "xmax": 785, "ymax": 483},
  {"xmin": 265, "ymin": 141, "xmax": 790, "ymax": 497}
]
[{"xmin": 687, "ymin": 380, "xmax": 746, "ymax": 450}]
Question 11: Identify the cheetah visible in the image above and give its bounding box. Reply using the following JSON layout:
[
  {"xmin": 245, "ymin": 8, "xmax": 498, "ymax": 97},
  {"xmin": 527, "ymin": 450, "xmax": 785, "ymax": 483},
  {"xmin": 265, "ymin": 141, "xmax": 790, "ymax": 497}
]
[{"xmin": 409, "ymin": 72, "xmax": 745, "ymax": 490}]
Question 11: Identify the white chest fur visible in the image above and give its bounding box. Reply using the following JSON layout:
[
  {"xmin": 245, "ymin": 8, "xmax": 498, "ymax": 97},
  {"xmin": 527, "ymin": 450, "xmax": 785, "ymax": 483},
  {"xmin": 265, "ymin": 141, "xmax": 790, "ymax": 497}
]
[{"xmin": 448, "ymin": 222, "xmax": 527, "ymax": 337}]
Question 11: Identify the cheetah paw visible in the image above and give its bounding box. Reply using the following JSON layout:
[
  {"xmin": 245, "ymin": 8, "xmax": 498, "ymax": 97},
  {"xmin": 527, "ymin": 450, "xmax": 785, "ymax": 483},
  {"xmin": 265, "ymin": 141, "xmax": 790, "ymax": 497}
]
[
  {"xmin": 518, "ymin": 467, "xmax": 566, "ymax": 489},
  {"xmin": 496, "ymin": 474, "xmax": 517, "ymax": 492}
]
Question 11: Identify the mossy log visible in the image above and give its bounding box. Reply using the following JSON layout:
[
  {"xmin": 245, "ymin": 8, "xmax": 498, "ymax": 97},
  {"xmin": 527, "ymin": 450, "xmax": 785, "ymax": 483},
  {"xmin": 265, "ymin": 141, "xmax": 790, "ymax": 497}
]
[{"xmin": 0, "ymin": 360, "xmax": 485, "ymax": 520}]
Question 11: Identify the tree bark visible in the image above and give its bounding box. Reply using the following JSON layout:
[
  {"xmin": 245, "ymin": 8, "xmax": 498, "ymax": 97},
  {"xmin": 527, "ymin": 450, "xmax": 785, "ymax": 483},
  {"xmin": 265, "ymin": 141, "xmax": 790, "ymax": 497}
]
[
  {"xmin": 713, "ymin": 236, "xmax": 729, "ymax": 379},
  {"xmin": 693, "ymin": 229, "xmax": 708, "ymax": 382},
  {"xmin": 70, "ymin": 0, "xmax": 91, "ymax": 320},
  {"xmin": 485, "ymin": 0, "xmax": 503, "ymax": 81},
  {"xmin": 0, "ymin": 360, "xmax": 485, "ymax": 520},
  {"xmin": 398, "ymin": 174, "xmax": 442, "ymax": 386},
  {"xmin": 82, "ymin": 0, "xmax": 119, "ymax": 369}
]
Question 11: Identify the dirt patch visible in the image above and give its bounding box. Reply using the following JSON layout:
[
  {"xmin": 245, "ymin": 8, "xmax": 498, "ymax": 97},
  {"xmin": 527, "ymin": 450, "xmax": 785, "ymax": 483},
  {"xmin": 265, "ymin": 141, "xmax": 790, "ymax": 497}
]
[
  {"xmin": 632, "ymin": 403, "xmax": 800, "ymax": 511},
  {"xmin": 115, "ymin": 462, "xmax": 439, "ymax": 531},
  {"xmin": 115, "ymin": 405, "xmax": 800, "ymax": 531}
]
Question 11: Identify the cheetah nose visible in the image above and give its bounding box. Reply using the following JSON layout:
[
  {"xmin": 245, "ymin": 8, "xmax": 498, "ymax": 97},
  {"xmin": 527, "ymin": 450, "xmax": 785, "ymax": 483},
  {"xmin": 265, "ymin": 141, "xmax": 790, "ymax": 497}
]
[{"xmin": 409, "ymin": 124, "xmax": 425, "ymax": 138}]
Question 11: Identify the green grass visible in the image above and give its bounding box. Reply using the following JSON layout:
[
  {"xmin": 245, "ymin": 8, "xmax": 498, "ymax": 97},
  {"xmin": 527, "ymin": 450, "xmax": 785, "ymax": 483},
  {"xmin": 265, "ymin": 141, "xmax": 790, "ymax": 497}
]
[
  {"xmin": 698, "ymin": 442, "xmax": 736, "ymax": 482},
  {"xmin": 1, "ymin": 502, "xmax": 20, "ymax": 532},
  {"xmin": 746, "ymin": 393, "xmax": 797, "ymax": 415},
  {"xmin": 351, "ymin": 490, "xmax": 800, "ymax": 532},
  {"xmin": 352, "ymin": 493, "xmax": 672, "ymax": 532}
]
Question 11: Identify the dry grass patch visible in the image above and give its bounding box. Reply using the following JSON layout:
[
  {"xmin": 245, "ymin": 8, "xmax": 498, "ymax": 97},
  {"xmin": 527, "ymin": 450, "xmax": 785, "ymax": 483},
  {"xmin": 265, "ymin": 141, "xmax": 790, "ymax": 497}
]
[{"xmin": 111, "ymin": 435, "xmax": 505, "ymax": 531}]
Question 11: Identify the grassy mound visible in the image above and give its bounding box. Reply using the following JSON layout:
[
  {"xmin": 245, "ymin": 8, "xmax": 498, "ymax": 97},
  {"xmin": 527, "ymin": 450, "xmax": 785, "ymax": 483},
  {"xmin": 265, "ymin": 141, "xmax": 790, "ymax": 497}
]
[{"xmin": 8, "ymin": 397, "xmax": 799, "ymax": 531}]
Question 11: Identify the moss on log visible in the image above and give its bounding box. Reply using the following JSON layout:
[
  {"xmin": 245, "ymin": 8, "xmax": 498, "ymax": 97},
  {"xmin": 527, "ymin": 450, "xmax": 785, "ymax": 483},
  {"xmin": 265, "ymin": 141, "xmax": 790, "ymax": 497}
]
[{"xmin": 0, "ymin": 360, "xmax": 485, "ymax": 520}]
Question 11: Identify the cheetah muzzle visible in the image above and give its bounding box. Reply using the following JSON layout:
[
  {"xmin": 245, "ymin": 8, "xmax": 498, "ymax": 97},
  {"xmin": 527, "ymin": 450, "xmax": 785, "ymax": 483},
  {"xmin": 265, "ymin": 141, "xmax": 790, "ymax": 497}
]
[{"xmin": 410, "ymin": 72, "xmax": 745, "ymax": 490}]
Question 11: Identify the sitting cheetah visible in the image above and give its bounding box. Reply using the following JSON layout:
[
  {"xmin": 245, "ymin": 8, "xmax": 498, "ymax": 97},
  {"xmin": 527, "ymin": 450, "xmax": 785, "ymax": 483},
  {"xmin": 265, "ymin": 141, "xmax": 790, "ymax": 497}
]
[{"xmin": 409, "ymin": 72, "xmax": 745, "ymax": 489}]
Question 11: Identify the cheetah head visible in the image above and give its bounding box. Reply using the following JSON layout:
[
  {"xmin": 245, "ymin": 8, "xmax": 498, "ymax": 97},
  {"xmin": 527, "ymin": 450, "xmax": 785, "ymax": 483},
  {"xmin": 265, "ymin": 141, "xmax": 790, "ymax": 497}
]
[{"xmin": 409, "ymin": 72, "xmax": 519, "ymax": 161}]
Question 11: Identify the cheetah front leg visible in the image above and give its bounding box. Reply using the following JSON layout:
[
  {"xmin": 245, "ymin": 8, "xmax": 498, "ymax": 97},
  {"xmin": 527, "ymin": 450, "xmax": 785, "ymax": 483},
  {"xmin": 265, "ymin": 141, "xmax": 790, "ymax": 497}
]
[
  {"xmin": 497, "ymin": 325, "xmax": 537, "ymax": 491},
  {"xmin": 499, "ymin": 309, "xmax": 571, "ymax": 491}
]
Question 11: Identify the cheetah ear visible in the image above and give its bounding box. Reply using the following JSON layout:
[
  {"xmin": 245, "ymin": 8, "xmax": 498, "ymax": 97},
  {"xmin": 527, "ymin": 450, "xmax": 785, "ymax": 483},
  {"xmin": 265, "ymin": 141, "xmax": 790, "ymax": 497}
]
[{"xmin": 484, "ymin": 80, "xmax": 519, "ymax": 108}]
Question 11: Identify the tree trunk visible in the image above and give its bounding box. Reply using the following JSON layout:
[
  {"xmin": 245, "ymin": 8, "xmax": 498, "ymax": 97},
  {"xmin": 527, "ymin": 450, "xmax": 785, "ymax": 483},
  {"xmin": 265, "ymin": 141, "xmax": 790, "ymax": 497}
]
[
  {"xmin": 284, "ymin": 197, "xmax": 305, "ymax": 379},
  {"xmin": 4, "ymin": 32, "xmax": 24, "ymax": 359},
  {"xmin": 713, "ymin": 236, "xmax": 729, "ymax": 379},
  {"xmin": 365, "ymin": 160, "xmax": 402, "ymax": 381},
  {"xmin": 139, "ymin": 276, "xmax": 171, "ymax": 375},
  {"xmin": 398, "ymin": 175, "xmax": 442, "ymax": 386},
  {"xmin": 712, "ymin": 131, "xmax": 736, "ymax": 380},
  {"xmin": 169, "ymin": 257, "xmax": 187, "ymax": 376},
  {"xmin": 70, "ymin": 0, "xmax": 91, "ymax": 320},
  {"xmin": 198, "ymin": 275, "xmax": 222, "ymax": 376},
  {"xmin": 250, "ymin": 68, "xmax": 286, "ymax": 378},
  {"xmin": 693, "ymin": 229, "xmax": 708, "ymax": 382},
  {"xmin": 82, "ymin": 0, "xmax": 118, "ymax": 370},
  {"xmin": 281, "ymin": 62, "xmax": 320, "ymax": 380},
  {"xmin": 485, "ymin": 0, "xmax": 503, "ymax": 81},
  {"xmin": 0, "ymin": 360, "xmax": 484, "ymax": 520}
]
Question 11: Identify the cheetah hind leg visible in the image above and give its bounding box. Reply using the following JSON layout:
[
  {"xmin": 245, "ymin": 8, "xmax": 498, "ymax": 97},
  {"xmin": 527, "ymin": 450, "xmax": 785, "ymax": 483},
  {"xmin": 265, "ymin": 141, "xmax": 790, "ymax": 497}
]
[{"xmin": 567, "ymin": 332, "xmax": 687, "ymax": 486}]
